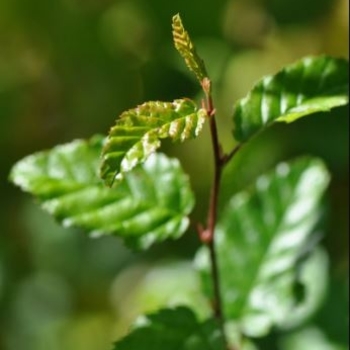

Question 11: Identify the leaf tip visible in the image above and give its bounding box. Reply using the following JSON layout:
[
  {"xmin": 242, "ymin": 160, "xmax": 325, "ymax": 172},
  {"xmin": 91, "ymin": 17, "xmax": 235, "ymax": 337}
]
[
  {"xmin": 171, "ymin": 13, "xmax": 208, "ymax": 84},
  {"xmin": 172, "ymin": 13, "xmax": 181, "ymax": 23}
]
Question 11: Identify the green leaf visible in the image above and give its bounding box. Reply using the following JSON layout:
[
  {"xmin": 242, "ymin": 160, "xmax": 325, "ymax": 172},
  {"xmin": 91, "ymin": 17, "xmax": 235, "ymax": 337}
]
[
  {"xmin": 280, "ymin": 326, "xmax": 348, "ymax": 350},
  {"xmin": 9, "ymin": 136, "xmax": 194, "ymax": 249},
  {"xmin": 195, "ymin": 157, "xmax": 330, "ymax": 337},
  {"xmin": 172, "ymin": 14, "xmax": 208, "ymax": 83},
  {"xmin": 233, "ymin": 56, "xmax": 349, "ymax": 142},
  {"xmin": 100, "ymin": 98, "xmax": 207, "ymax": 185},
  {"xmin": 113, "ymin": 306, "xmax": 225, "ymax": 350},
  {"xmin": 278, "ymin": 247, "xmax": 329, "ymax": 331}
]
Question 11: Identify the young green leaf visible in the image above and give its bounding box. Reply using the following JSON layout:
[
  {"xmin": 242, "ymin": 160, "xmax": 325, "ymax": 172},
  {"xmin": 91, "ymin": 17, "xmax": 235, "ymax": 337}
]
[
  {"xmin": 233, "ymin": 56, "xmax": 349, "ymax": 142},
  {"xmin": 113, "ymin": 306, "xmax": 225, "ymax": 350},
  {"xmin": 195, "ymin": 157, "xmax": 330, "ymax": 336},
  {"xmin": 100, "ymin": 98, "xmax": 207, "ymax": 185},
  {"xmin": 9, "ymin": 136, "xmax": 194, "ymax": 250},
  {"xmin": 172, "ymin": 14, "xmax": 208, "ymax": 84}
]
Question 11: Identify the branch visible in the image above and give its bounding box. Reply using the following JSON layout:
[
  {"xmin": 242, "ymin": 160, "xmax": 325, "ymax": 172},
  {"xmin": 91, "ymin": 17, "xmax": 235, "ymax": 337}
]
[{"xmin": 198, "ymin": 77, "xmax": 241, "ymax": 349}]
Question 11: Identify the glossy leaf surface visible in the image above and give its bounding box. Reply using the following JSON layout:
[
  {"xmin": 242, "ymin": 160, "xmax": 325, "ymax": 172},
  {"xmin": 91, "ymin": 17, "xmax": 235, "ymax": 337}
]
[
  {"xmin": 10, "ymin": 136, "xmax": 194, "ymax": 249},
  {"xmin": 113, "ymin": 306, "xmax": 225, "ymax": 350},
  {"xmin": 196, "ymin": 157, "xmax": 330, "ymax": 336},
  {"xmin": 100, "ymin": 99, "xmax": 206, "ymax": 185},
  {"xmin": 233, "ymin": 56, "xmax": 349, "ymax": 142}
]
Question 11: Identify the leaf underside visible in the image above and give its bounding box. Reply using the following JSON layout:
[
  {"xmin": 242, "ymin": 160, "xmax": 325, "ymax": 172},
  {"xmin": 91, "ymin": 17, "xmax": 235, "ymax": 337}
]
[
  {"xmin": 172, "ymin": 14, "xmax": 208, "ymax": 83},
  {"xmin": 195, "ymin": 157, "xmax": 330, "ymax": 336},
  {"xmin": 9, "ymin": 136, "xmax": 194, "ymax": 250},
  {"xmin": 113, "ymin": 306, "xmax": 225, "ymax": 350},
  {"xmin": 233, "ymin": 55, "xmax": 349, "ymax": 142},
  {"xmin": 100, "ymin": 98, "xmax": 206, "ymax": 185}
]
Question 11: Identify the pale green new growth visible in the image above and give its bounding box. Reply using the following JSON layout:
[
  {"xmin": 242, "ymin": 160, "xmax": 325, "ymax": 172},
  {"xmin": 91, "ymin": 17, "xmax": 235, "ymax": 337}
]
[
  {"xmin": 100, "ymin": 98, "xmax": 207, "ymax": 186},
  {"xmin": 172, "ymin": 14, "xmax": 208, "ymax": 84}
]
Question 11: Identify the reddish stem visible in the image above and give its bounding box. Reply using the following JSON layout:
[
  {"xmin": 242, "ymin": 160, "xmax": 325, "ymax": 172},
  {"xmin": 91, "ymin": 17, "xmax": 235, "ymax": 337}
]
[{"xmin": 200, "ymin": 78, "xmax": 236, "ymax": 349}]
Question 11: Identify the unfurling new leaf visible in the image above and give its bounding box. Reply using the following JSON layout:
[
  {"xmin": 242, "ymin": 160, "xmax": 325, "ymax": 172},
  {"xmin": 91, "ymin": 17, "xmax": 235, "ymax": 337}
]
[
  {"xmin": 233, "ymin": 55, "xmax": 349, "ymax": 142},
  {"xmin": 9, "ymin": 136, "xmax": 194, "ymax": 250},
  {"xmin": 100, "ymin": 98, "xmax": 206, "ymax": 185},
  {"xmin": 172, "ymin": 14, "xmax": 208, "ymax": 84}
]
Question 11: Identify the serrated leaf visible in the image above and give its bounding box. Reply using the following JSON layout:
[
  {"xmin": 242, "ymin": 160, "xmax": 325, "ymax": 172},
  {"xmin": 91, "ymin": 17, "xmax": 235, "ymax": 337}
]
[
  {"xmin": 9, "ymin": 136, "xmax": 194, "ymax": 250},
  {"xmin": 113, "ymin": 306, "xmax": 225, "ymax": 350},
  {"xmin": 195, "ymin": 157, "xmax": 330, "ymax": 337},
  {"xmin": 100, "ymin": 98, "xmax": 206, "ymax": 185},
  {"xmin": 233, "ymin": 56, "xmax": 349, "ymax": 142},
  {"xmin": 172, "ymin": 14, "xmax": 208, "ymax": 83}
]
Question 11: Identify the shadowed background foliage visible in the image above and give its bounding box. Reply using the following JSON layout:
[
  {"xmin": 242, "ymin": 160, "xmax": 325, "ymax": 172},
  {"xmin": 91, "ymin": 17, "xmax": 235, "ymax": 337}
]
[{"xmin": 1, "ymin": 0, "xmax": 348, "ymax": 349}]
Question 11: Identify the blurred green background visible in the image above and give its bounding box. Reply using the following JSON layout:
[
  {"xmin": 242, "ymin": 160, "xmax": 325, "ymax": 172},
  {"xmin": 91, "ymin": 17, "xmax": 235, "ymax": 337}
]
[{"xmin": 1, "ymin": 0, "xmax": 348, "ymax": 349}]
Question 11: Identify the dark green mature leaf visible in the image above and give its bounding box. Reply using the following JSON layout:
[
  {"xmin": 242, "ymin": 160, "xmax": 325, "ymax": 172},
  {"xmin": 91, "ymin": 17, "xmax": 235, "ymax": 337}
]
[
  {"xmin": 233, "ymin": 56, "xmax": 349, "ymax": 142},
  {"xmin": 100, "ymin": 99, "xmax": 206, "ymax": 185},
  {"xmin": 9, "ymin": 136, "xmax": 194, "ymax": 249},
  {"xmin": 113, "ymin": 306, "xmax": 225, "ymax": 350},
  {"xmin": 195, "ymin": 157, "xmax": 330, "ymax": 336},
  {"xmin": 172, "ymin": 14, "xmax": 208, "ymax": 83}
]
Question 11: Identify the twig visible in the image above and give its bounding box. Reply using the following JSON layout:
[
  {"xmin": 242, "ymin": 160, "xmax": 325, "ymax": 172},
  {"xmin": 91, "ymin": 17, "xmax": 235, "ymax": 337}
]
[{"xmin": 197, "ymin": 77, "xmax": 241, "ymax": 349}]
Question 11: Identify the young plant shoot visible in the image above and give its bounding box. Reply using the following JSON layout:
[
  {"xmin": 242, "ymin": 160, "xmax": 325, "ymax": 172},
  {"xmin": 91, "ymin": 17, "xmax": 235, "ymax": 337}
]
[{"xmin": 10, "ymin": 13, "xmax": 348, "ymax": 350}]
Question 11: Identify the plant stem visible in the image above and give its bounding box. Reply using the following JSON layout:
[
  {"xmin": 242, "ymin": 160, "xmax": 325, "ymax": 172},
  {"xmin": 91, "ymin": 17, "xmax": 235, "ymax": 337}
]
[
  {"xmin": 200, "ymin": 78, "xmax": 228, "ymax": 348},
  {"xmin": 198, "ymin": 78, "xmax": 242, "ymax": 349},
  {"xmin": 197, "ymin": 78, "xmax": 241, "ymax": 349}
]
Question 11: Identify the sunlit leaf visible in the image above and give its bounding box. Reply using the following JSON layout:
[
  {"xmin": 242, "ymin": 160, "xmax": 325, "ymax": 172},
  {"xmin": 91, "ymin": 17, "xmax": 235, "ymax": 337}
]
[
  {"xmin": 172, "ymin": 14, "xmax": 208, "ymax": 83},
  {"xmin": 195, "ymin": 157, "xmax": 330, "ymax": 336},
  {"xmin": 233, "ymin": 56, "xmax": 349, "ymax": 142},
  {"xmin": 278, "ymin": 247, "xmax": 329, "ymax": 331},
  {"xmin": 113, "ymin": 306, "xmax": 225, "ymax": 350},
  {"xmin": 9, "ymin": 136, "xmax": 194, "ymax": 250},
  {"xmin": 280, "ymin": 326, "xmax": 347, "ymax": 350},
  {"xmin": 100, "ymin": 98, "xmax": 206, "ymax": 185}
]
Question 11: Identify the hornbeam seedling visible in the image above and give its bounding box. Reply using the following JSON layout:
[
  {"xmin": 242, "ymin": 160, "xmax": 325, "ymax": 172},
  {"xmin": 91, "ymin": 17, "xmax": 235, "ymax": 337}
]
[{"xmin": 10, "ymin": 13, "xmax": 349, "ymax": 350}]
